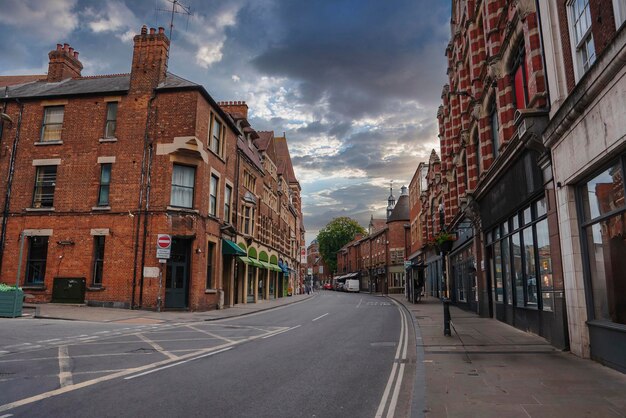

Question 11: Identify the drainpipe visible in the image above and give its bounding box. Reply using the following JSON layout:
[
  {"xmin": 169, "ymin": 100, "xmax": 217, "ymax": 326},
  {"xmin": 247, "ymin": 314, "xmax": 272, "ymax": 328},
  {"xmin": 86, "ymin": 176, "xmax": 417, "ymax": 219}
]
[
  {"xmin": 0, "ymin": 98, "xmax": 24, "ymax": 273},
  {"xmin": 138, "ymin": 141, "xmax": 155, "ymax": 307},
  {"xmin": 131, "ymin": 93, "xmax": 156, "ymax": 309}
]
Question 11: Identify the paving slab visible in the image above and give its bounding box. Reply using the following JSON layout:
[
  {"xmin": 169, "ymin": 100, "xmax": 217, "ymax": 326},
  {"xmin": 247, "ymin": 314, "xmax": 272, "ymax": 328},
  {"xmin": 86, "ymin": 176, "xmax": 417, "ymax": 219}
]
[{"xmin": 388, "ymin": 294, "xmax": 626, "ymax": 418}]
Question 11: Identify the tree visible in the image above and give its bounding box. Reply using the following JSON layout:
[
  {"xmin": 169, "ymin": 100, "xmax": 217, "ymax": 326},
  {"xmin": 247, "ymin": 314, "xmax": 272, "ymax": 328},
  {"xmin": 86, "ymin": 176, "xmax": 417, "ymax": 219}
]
[{"xmin": 317, "ymin": 217, "xmax": 366, "ymax": 274}]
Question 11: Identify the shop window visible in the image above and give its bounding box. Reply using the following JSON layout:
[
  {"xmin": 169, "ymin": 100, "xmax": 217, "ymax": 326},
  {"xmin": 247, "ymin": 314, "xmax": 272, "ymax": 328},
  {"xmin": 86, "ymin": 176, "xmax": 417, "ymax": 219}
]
[
  {"xmin": 512, "ymin": 232, "xmax": 524, "ymax": 307},
  {"xmin": 41, "ymin": 106, "xmax": 64, "ymax": 142},
  {"xmin": 92, "ymin": 236, "xmax": 105, "ymax": 286},
  {"xmin": 523, "ymin": 226, "xmax": 538, "ymax": 307},
  {"xmin": 579, "ymin": 158, "xmax": 626, "ymax": 325},
  {"xmin": 26, "ymin": 236, "xmax": 48, "ymax": 285},
  {"xmin": 492, "ymin": 240, "xmax": 503, "ymax": 303},
  {"xmin": 614, "ymin": 0, "xmax": 626, "ymax": 28},
  {"xmin": 502, "ymin": 237, "xmax": 512, "ymax": 305},
  {"xmin": 536, "ymin": 220, "xmax": 553, "ymax": 311}
]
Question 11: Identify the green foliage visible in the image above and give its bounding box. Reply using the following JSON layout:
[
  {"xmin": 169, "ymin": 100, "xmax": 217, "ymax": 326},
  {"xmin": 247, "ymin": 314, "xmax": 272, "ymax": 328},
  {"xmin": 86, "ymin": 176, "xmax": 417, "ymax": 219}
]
[
  {"xmin": 0, "ymin": 283, "xmax": 21, "ymax": 292},
  {"xmin": 434, "ymin": 231, "xmax": 455, "ymax": 246},
  {"xmin": 317, "ymin": 217, "xmax": 366, "ymax": 273}
]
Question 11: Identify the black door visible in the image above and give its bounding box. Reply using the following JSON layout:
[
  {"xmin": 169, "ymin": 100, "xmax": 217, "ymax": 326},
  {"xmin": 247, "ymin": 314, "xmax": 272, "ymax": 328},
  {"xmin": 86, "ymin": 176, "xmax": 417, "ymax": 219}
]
[{"xmin": 165, "ymin": 238, "xmax": 191, "ymax": 309}]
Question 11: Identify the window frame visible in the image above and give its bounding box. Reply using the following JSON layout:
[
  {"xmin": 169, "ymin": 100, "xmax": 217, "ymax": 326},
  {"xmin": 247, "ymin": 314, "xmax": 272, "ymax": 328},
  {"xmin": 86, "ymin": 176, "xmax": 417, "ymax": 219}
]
[
  {"xmin": 97, "ymin": 163, "xmax": 112, "ymax": 206},
  {"xmin": 170, "ymin": 164, "xmax": 196, "ymax": 209},
  {"xmin": 489, "ymin": 100, "xmax": 499, "ymax": 160},
  {"xmin": 25, "ymin": 236, "xmax": 48, "ymax": 285},
  {"xmin": 104, "ymin": 102, "xmax": 118, "ymax": 139},
  {"xmin": 567, "ymin": 0, "xmax": 596, "ymax": 81},
  {"xmin": 224, "ymin": 184, "xmax": 232, "ymax": 224},
  {"xmin": 209, "ymin": 173, "xmax": 219, "ymax": 217},
  {"xmin": 210, "ymin": 117, "xmax": 223, "ymax": 156},
  {"xmin": 92, "ymin": 235, "xmax": 106, "ymax": 287},
  {"xmin": 512, "ymin": 42, "xmax": 528, "ymax": 110},
  {"xmin": 40, "ymin": 106, "xmax": 64, "ymax": 142},
  {"xmin": 206, "ymin": 241, "xmax": 215, "ymax": 289},
  {"xmin": 32, "ymin": 165, "xmax": 57, "ymax": 208},
  {"xmin": 613, "ymin": 0, "xmax": 626, "ymax": 28}
]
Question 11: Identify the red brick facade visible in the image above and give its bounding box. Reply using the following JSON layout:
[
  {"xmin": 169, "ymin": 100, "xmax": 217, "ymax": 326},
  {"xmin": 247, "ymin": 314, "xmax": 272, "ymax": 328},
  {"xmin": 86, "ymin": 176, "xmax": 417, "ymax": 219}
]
[{"xmin": 0, "ymin": 26, "xmax": 304, "ymax": 310}]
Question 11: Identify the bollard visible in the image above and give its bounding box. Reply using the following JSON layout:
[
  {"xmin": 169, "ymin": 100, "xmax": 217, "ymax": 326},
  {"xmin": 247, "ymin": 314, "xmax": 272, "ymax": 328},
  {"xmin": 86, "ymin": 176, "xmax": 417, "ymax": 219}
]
[{"xmin": 443, "ymin": 298, "xmax": 451, "ymax": 336}]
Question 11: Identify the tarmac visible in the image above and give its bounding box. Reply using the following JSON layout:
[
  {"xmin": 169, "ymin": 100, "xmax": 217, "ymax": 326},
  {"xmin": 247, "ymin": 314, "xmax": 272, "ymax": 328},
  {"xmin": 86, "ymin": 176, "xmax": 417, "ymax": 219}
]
[{"xmin": 16, "ymin": 292, "xmax": 626, "ymax": 417}]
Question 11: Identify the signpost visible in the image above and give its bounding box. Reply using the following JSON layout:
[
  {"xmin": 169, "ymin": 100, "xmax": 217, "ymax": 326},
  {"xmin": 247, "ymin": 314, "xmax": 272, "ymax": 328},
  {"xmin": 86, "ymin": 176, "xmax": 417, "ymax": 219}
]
[{"xmin": 156, "ymin": 234, "xmax": 171, "ymax": 312}]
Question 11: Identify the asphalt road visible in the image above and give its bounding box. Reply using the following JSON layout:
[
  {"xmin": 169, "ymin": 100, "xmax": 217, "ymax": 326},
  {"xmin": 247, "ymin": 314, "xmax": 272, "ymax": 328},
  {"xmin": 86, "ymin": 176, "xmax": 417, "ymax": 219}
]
[{"xmin": 0, "ymin": 292, "xmax": 417, "ymax": 417}]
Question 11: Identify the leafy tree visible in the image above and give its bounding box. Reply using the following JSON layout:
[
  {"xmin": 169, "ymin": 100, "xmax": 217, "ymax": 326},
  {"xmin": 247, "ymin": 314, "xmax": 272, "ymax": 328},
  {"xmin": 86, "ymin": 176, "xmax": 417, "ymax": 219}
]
[{"xmin": 317, "ymin": 217, "xmax": 366, "ymax": 273}]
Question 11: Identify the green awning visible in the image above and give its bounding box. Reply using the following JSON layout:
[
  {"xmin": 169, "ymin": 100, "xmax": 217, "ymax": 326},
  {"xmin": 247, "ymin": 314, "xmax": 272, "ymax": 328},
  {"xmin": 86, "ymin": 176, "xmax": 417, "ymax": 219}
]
[
  {"xmin": 259, "ymin": 260, "xmax": 282, "ymax": 272},
  {"xmin": 239, "ymin": 256, "xmax": 263, "ymax": 268},
  {"xmin": 223, "ymin": 239, "xmax": 246, "ymax": 256}
]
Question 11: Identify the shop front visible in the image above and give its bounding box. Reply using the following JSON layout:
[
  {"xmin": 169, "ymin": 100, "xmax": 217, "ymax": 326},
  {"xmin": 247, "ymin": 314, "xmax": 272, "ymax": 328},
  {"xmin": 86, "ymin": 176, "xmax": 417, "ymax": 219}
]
[{"xmin": 478, "ymin": 149, "xmax": 568, "ymax": 349}]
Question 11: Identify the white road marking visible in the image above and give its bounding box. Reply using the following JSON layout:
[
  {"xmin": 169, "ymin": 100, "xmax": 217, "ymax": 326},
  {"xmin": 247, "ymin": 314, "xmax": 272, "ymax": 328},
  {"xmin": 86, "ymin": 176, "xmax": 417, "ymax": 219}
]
[
  {"xmin": 3, "ymin": 343, "xmax": 31, "ymax": 349},
  {"xmin": 58, "ymin": 346, "xmax": 73, "ymax": 388},
  {"xmin": 0, "ymin": 413, "xmax": 14, "ymax": 417},
  {"xmin": 94, "ymin": 331, "xmax": 110, "ymax": 334},
  {"xmin": 0, "ymin": 351, "xmax": 8, "ymax": 356},
  {"xmin": 186, "ymin": 325, "xmax": 235, "ymax": 343},
  {"xmin": 37, "ymin": 339, "xmax": 61, "ymax": 343},
  {"xmin": 0, "ymin": 351, "xmax": 156, "ymax": 364},
  {"xmin": 0, "ymin": 343, "xmax": 234, "ymax": 413},
  {"xmin": 312, "ymin": 313, "xmax": 329, "ymax": 322},
  {"xmin": 357, "ymin": 298, "xmax": 363, "ymax": 308},
  {"xmin": 262, "ymin": 325, "xmax": 301, "ymax": 339},
  {"xmin": 136, "ymin": 333, "xmax": 177, "ymax": 360},
  {"xmin": 124, "ymin": 347, "xmax": 233, "ymax": 380},
  {"xmin": 375, "ymin": 300, "xmax": 409, "ymax": 418}
]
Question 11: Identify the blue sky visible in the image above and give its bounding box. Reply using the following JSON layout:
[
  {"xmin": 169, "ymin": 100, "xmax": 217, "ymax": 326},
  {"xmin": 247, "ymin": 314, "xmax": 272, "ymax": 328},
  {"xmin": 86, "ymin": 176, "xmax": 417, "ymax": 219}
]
[{"xmin": 0, "ymin": 0, "xmax": 450, "ymax": 244}]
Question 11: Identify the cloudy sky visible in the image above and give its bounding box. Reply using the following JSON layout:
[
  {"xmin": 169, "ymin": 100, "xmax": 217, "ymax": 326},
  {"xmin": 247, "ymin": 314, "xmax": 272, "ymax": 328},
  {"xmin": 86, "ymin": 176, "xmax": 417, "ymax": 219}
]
[{"xmin": 0, "ymin": 0, "xmax": 450, "ymax": 244}]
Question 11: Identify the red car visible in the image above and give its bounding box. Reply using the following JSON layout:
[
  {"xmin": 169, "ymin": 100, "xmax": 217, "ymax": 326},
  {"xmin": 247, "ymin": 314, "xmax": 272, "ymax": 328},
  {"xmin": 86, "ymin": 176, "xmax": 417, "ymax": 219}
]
[{"xmin": 323, "ymin": 282, "xmax": 332, "ymax": 290}]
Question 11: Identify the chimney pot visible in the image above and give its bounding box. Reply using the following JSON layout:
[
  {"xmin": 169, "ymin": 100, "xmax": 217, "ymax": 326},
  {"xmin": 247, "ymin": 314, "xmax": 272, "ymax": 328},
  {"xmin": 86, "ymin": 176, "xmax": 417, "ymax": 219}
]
[
  {"xmin": 63, "ymin": 43, "xmax": 69, "ymax": 51},
  {"xmin": 56, "ymin": 43, "xmax": 63, "ymax": 51},
  {"xmin": 68, "ymin": 47, "xmax": 74, "ymax": 55},
  {"xmin": 141, "ymin": 25, "xmax": 148, "ymax": 35},
  {"xmin": 149, "ymin": 27, "xmax": 156, "ymax": 35},
  {"xmin": 158, "ymin": 27, "xmax": 165, "ymax": 34},
  {"xmin": 74, "ymin": 51, "xmax": 79, "ymax": 59}
]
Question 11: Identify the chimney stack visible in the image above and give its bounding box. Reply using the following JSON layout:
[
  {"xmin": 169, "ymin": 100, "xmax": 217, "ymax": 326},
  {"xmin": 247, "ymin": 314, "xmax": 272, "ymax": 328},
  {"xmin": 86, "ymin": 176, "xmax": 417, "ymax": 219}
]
[
  {"xmin": 47, "ymin": 42, "xmax": 83, "ymax": 82},
  {"xmin": 129, "ymin": 25, "xmax": 170, "ymax": 94},
  {"xmin": 217, "ymin": 100, "xmax": 249, "ymax": 119}
]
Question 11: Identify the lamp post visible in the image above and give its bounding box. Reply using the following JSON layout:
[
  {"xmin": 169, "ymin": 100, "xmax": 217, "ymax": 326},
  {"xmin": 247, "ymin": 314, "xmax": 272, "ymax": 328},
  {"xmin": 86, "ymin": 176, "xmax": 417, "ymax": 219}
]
[{"xmin": 438, "ymin": 202, "xmax": 452, "ymax": 336}]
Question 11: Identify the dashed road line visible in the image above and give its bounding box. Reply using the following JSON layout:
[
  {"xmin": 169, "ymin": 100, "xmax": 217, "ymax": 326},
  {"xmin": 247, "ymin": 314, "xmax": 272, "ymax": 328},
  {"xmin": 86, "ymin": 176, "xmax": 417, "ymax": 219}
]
[{"xmin": 312, "ymin": 313, "xmax": 329, "ymax": 322}]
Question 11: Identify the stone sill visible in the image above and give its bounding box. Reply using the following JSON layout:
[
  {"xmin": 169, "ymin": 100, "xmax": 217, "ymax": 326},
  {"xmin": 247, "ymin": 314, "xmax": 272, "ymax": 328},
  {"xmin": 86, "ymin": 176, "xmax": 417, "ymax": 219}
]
[
  {"xmin": 166, "ymin": 206, "xmax": 200, "ymax": 214},
  {"xmin": 87, "ymin": 286, "xmax": 106, "ymax": 292},
  {"xmin": 25, "ymin": 207, "xmax": 55, "ymax": 212},
  {"xmin": 34, "ymin": 140, "xmax": 63, "ymax": 146},
  {"xmin": 204, "ymin": 289, "xmax": 218, "ymax": 294},
  {"xmin": 92, "ymin": 206, "xmax": 111, "ymax": 211},
  {"xmin": 99, "ymin": 138, "xmax": 118, "ymax": 143},
  {"xmin": 22, "ymin": 286, "xmax": 46, "ymax": 291}
]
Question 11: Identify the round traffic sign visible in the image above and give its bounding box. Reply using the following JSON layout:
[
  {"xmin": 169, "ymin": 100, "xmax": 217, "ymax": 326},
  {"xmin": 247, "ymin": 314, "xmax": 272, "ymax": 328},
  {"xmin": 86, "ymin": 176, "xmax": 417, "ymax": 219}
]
[{"xmin": 157, "ymin": 235, "xmax": 171, "ymax": 249}]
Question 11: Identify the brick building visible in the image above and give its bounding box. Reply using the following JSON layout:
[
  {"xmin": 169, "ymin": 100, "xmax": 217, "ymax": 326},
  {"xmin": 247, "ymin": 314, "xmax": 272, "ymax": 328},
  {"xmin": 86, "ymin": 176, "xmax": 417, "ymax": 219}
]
[
  {"xmin": 539, "ymin": 0, "xmax": 626, "ymax": 372},
  {"xmin": 335, "ymin": 186, "xmax": 410, "ymax": 294},
  {"xmin": 406, "ymin": 162, "xmax": 428, "ymax": 302},
  {"xmin": 0, "ymin": 26, "xmax": 303, "ymax": 311},
  {"xmin": 306, "ymin": 239, "xmax": 330, "ymax": 286},
  {"xmin": 423, "ymin": 0, "xmax": 568, "ymax": 349}
]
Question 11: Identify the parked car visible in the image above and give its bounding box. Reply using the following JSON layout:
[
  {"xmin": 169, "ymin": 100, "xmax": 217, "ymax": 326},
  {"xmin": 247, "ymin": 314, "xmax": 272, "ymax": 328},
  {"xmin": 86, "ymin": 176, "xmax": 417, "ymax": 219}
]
[
  {"xmin": 344, "ymin": 279, "xmax": 360, "ymax": 293},
  {"xmin": 335, "ymin": 282, "xmax": 345, "ymax": 291},
  {"xmin": 323, "ymin": 282, "xmax": 332, "ymax": 290}
]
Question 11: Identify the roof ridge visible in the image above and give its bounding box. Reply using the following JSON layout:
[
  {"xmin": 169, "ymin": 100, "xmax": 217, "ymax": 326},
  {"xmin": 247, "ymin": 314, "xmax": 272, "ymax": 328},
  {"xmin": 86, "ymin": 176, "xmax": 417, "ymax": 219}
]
[{"xmin": 77, "ymin": 73, "xmax": 130, "ymax": 79}]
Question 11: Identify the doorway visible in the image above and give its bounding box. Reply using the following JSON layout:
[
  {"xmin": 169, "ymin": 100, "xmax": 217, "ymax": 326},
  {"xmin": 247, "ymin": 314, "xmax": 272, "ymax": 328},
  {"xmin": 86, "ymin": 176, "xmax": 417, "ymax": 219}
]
[{"xmin": 165, "ymin": 238, "xmax": 191, "ymax": 309}]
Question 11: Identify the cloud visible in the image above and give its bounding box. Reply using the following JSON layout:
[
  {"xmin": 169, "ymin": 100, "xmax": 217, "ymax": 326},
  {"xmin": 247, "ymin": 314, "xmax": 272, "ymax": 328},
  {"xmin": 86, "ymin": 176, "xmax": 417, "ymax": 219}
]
[
  {"xmin": 0, "ymin": 0, "xmax": 79, "ymax": 39},
  {"xmin": 83, "ymin": 1, "xmax": 138, "ymax": 36}
]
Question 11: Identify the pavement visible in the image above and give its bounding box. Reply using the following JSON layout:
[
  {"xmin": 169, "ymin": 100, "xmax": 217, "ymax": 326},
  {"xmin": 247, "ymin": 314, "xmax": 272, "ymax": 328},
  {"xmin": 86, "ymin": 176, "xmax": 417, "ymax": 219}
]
[
  {"xmin": 15, "ymin": 292, "xmax": 626, "ymax": 417},
  {"xmin": 388, "ymin": 294, "xmax": 626, "ymax": 418},
  {"xmin": 22, "ymin": 293, "xmax": 313, "ymax": 324}
]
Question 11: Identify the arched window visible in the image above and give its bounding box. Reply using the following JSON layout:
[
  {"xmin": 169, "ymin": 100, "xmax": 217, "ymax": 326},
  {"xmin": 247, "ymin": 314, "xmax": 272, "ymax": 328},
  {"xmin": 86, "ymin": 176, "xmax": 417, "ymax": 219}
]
[{"xmin": 490, "ymin": 100, "xmax": 499, "ymax": 160}]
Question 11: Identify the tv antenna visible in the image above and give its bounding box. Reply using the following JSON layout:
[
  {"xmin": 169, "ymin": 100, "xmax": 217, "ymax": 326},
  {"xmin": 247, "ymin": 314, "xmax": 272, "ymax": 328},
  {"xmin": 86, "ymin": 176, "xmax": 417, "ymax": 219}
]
[{"xmin": 156, "ymin": 0, "xmax": 192, "ymax": 41}]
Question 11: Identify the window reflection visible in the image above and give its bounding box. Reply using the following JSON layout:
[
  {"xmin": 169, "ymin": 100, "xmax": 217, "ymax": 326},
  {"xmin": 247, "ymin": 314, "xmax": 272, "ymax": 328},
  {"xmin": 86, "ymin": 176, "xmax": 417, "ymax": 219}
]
[{"xmin": 582, "ymin": 162, "xmax": 624, "ymax": 221}]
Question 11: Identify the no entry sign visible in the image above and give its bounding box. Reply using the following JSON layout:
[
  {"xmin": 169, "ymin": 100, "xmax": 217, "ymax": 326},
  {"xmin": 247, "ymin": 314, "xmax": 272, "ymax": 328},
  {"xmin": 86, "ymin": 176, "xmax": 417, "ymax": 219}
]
[{"xmin": 156, "ymin": 234, "xmax": 172, "ymax": 259}]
